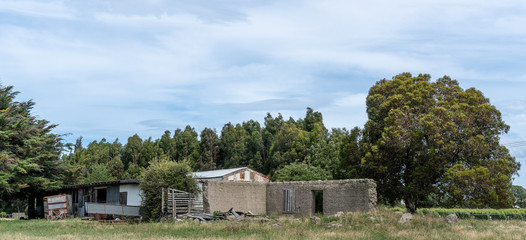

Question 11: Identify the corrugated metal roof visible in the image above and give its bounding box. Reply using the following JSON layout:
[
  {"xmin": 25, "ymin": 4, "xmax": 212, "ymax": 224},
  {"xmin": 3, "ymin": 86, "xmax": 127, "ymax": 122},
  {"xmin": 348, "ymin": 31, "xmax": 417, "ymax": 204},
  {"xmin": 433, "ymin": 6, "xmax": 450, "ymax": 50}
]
[
  {"xmin": 61, "ymin": 179, "xmax": 140, "ymax": 189},
  {"xmin": 192, "ymin": 167, "xmax": 247, "ymax": 179}
]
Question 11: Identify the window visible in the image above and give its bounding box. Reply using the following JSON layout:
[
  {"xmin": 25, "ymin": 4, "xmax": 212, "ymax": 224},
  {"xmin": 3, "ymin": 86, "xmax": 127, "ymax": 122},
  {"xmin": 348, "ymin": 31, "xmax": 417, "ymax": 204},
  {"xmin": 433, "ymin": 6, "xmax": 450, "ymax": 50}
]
[
  {"xmin": 120, "ymin": 192, "xmax": 128, "ymax": 205},
  {"xmin": 283, "ymin": 189, "xmax": 295, "ymax": 212}
]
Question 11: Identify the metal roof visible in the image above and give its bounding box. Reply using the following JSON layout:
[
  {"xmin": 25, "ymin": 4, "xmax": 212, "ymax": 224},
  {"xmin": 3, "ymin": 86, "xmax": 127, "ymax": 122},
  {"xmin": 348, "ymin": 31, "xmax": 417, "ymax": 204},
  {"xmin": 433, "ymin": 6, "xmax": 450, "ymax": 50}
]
[
  {"xmin": 61, "ymin": 179, "xmax": 140, "ymax": 189},
  {"xmin": 192, "ymin": 167, "xmax": 248, "ymax": 179}
]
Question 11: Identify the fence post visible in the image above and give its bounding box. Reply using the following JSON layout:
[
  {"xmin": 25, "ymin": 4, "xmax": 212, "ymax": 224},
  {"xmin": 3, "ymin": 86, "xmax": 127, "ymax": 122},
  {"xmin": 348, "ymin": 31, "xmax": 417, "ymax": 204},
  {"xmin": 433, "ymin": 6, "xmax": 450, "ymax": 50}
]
[{"xmin": 161, "ymin": 187, "xmax": 165, "ymax": 217}]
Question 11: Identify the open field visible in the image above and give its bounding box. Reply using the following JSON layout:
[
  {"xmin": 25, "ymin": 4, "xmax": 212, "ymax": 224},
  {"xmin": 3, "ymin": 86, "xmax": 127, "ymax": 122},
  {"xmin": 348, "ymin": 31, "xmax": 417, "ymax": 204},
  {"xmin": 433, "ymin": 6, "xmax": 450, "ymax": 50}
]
[{"xmin": 2, "ymin": 209, "xmax": 526, "ymax": 240}]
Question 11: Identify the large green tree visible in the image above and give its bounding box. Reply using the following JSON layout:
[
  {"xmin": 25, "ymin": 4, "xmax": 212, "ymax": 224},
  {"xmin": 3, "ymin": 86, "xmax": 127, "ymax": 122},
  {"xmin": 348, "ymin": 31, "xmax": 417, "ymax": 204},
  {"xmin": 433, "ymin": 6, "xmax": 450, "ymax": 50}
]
[
  {"xmin": 0, "ymin": 84, "xmax": 66, "ymax": 211},
  {"xmin": 362, "ymin": 73, "xmax": 519, "ymax": 213}
]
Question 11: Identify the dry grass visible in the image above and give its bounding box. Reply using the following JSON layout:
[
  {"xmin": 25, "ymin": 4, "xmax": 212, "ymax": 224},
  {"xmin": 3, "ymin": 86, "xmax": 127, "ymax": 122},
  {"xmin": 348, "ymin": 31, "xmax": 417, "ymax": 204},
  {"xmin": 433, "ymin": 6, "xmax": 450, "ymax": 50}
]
[{"xmin": 2, "ymin": 209, "xmax": 526, "ymax": 239}]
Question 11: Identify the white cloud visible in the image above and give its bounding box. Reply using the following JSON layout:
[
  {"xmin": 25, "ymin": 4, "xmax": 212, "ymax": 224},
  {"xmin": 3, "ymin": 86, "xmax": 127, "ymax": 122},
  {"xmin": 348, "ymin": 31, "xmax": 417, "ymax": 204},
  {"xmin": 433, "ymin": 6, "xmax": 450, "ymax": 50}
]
[
  {"xmin": 0, "ymin": 0, "xmax": 74, "ymax": 19},
  {"xmin": 2, "ymin": 0, "xmax": 526, "ymax": 184}
]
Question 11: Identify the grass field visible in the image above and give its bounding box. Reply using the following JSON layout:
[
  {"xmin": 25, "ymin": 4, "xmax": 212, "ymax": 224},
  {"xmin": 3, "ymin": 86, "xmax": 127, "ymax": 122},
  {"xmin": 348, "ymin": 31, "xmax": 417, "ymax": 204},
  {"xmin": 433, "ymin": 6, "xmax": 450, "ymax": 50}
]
[{"xmin": 2, "ymin": 208, "xmax": 526, "ymax": 240}]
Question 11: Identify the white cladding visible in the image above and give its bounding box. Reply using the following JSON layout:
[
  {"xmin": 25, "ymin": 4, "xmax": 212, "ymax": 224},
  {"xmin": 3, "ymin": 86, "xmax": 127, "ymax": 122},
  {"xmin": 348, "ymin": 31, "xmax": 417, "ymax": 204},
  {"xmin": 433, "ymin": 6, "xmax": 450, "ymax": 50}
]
[{"xmin": 119, "ymin": 184, "xmax": 142, "ymax": 206}]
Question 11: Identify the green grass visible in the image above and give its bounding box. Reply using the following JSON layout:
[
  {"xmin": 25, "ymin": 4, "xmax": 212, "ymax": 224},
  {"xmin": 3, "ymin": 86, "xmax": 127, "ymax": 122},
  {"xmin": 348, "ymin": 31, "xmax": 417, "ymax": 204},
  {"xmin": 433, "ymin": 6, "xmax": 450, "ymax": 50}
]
[{"xmin": 2, "ymin": 208, "xmax": 526, "ymax": 239}]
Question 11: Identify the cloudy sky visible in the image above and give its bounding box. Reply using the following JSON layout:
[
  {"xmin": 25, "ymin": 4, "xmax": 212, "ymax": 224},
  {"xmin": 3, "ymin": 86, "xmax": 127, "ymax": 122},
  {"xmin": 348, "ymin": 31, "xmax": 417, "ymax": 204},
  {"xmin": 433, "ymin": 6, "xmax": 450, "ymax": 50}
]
[{"xmin": 2, "ymin": 0, "xmax": 526, "ymax": 185}]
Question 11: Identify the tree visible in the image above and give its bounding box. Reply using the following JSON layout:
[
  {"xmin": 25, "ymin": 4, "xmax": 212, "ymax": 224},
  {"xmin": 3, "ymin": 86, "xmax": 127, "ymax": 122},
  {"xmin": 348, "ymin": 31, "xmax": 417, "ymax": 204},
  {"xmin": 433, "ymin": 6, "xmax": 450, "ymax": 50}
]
[
  {"xmin": 122, "ymin": 134, "xmax": 143, "ymax": 167},
  {"xmin": 139, "ymin": 158, "xmax": 197, "ymax": 221},
  {"xmin": 242, "ymin": 120, "xmax": 264, "ymax": 172},
  {"xmin": 84, "ymin": 163, "xmax": 116, "ymax": 183},
  {"xmin": 512, "ymin": 185, "xmax": 526, "ymax": 208},
  {"xmin": 261, "ymin": 113, "xmax": 284, "ymax": 174},
  {"xmin": 198, "ymin": 128, "xmax": 219, "ymax": 171},
  {"xmin": 219, "ymin": 123, "xmax": 246, "ymax": 168},
  {"xmin": 173, "ymin": 125, "xmax": 200, "ymax": 166},
  {"xmin": 337, "ymin": 127, "xmax": 363, "ymax": 179},
  {"xmin": 274, "ymin": 162, "xmax": 332, "ymax": 181},
  {"xmin": 0, "ymin": 84, "xmax": 66, "ymax": 214},
  {"xmin": 361, "ymin": 73, "xmax": 519, "ymax": 213}
]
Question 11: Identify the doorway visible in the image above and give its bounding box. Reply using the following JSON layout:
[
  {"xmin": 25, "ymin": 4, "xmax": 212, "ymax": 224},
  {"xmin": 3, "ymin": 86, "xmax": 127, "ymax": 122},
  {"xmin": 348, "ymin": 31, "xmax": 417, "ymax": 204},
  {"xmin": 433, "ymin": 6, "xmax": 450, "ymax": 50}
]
[{"xmin": 312, "ymin": 190, "xmax": 323, "ymax": 214}]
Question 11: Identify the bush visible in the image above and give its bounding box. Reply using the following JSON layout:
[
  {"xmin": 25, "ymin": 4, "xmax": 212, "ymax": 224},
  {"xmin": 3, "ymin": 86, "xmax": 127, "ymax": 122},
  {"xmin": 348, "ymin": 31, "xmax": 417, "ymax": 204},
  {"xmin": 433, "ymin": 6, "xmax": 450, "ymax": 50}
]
[
  {"xmin": 274, "ymin": 163, "xmax": 332, "ymax": 181},
  {"xmin": 457, "ymin": 212, "xmax": 471, "ymax": 219},
  {"xmin": 140, "ymin": 158, "xmax": 198, "ymax": 221}
]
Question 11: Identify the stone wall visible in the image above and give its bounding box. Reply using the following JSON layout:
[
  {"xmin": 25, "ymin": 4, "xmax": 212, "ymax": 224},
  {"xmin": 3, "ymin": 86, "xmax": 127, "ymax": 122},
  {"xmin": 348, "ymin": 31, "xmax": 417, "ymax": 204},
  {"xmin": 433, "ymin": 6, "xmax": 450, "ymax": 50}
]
[
  {"xmin": 201, "ymin": 179, "xmax": 376, "ymax": 217},
  {"xmin": 202, "ymin": 181, "xmax": 267, "ymax": 214},
  {"xmin": 266, "ymin": 179, "xmax": 376, "ymax": 217}
]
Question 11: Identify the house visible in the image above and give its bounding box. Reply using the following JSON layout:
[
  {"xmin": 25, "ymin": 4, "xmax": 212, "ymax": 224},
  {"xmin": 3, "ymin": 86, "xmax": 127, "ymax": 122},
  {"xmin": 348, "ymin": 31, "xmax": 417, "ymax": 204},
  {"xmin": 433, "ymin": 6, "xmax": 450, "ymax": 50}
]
[
  {"xmin": 60, "ymin": 179, "xmax": 142, "ymax": 217},
  {"xmin": 192, "ymin": 167, "xmax": 270, "ymax": 182}
]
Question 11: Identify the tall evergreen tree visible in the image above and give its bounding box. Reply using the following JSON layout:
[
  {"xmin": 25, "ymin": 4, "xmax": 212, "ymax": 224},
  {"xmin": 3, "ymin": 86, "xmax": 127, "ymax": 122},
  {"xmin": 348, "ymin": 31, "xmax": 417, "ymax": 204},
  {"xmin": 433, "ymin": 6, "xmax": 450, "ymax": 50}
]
[{"xmin": 0, "ymin": 84, "xmax": 66, "ymax": 212}]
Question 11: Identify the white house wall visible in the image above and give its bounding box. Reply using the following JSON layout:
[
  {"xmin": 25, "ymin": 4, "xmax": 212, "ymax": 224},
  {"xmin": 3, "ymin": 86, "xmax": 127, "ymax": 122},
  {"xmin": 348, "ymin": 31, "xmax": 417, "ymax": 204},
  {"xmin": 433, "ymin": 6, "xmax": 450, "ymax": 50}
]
[{"xmin": 119, "ymin": 184, "xmax": 142, "ymax": 206}]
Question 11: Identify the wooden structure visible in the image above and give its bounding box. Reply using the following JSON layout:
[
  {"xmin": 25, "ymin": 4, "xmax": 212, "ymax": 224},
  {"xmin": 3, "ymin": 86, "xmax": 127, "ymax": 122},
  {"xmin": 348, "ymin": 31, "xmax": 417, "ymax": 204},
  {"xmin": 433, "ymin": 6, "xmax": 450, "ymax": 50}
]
[
  {"xmin": 44, "ymin": 194, "xmax": 71, "ymax": 220},
  {"xmin": 161, "ymin": 188, "xmax": 202, "ymax": 220}
]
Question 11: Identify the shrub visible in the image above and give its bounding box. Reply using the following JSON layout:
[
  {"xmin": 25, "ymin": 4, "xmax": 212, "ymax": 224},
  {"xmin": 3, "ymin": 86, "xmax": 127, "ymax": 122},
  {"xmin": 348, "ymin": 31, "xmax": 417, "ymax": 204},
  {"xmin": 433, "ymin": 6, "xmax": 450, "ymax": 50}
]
[{"xmin": 140, "ymin": 158, "xmax": 198, "ymax": 221}]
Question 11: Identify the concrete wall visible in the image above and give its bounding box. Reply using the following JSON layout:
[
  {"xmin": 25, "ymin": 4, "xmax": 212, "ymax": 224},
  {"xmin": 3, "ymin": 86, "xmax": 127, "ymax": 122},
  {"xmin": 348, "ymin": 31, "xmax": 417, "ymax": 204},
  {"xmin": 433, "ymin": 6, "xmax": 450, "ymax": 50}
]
[
  {"xmin": 266, "ymin": 179, "xmax": 377, "ymax": 217},
  {"xmin": 201, "ymin": 179, "xmax": 376, "ymax": 217},
  {"xmin": 202, "ymin": 181, "xmax": 267, "ymax": 214}
]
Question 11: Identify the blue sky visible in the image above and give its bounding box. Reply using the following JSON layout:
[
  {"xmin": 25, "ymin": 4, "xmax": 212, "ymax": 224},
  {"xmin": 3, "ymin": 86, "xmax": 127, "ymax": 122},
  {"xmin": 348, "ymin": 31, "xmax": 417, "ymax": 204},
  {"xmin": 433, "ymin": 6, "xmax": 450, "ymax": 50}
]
[{"xmin": 1, "ymin": 0, "xmax": 526, "ymax": 185}]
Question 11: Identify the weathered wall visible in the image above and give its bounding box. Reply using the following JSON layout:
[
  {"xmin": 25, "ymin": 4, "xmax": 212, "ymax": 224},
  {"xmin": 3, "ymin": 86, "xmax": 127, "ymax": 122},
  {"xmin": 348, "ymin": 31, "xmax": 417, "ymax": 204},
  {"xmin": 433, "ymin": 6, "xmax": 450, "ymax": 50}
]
[
  {"xmin": 222, "ymin": 168, "xmax": 270, "ymax": 182},
  {"xmin": 266, "ymin": 179, "xmax": 377, "ymax": 217},
  {"xmin": 202, "ymin": 181, "xmax": 267, "ymax": 214},
  {"xmin": 119, "ymin": 184, "xmax": 142, "ymax": 206}
]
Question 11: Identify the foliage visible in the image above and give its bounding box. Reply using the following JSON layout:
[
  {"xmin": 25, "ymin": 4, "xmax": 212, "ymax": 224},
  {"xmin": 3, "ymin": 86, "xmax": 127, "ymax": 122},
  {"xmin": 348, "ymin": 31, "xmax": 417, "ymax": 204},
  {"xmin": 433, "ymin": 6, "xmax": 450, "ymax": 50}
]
[
  {"xmin": 442, "ymin": 160, "xmax": 516, "ymax": 208},
  {"xmin": 83, "ymin": 163, "xmax": 116, "ymax": 183},
  {"xmin": 274, "ymin": 162, "xmax": 332, "ymax": 181},
  {"xmin": 139, "ymin": 158, "xmax": 197, "ymax": 221},
  {"xmin": 361, "ymin": 73, "xmax": 518, "ymax": 213},
  {"xmin": 198, "ymin": 128, "xmax": 220, "ymax": 171},
  {"xmin": 418, "ymin": 207, "xmax": 526, "ymax": 220},
  {"xmin": 512, "ymin": 185, "xmax": 526, "ymax": 208},
  {"xmin": 0, "ymin": 84, "xmax": 66, "ymax": 204}
]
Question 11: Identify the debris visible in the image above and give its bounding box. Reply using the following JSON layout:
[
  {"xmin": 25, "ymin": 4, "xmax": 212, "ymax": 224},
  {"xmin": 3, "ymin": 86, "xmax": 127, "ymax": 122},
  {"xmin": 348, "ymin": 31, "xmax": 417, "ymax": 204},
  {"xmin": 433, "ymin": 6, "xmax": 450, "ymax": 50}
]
[
  {"xmin": 399, "ymin": 213, "xmax": 412, "ymax": 223},
  {"xmin": 228, "ymin": 208, "xmax": 241, "ymax": 218},
  {"xmin": 334, "ymin": 211, "xmax": 344, "ymax": 217},
  {"xmin": 310, "ymin": 216, "xmax": 321, "ymax": 224},
  {"xmin": 444, "ymin": 214, "xmax": 459, "ymax": 225}
]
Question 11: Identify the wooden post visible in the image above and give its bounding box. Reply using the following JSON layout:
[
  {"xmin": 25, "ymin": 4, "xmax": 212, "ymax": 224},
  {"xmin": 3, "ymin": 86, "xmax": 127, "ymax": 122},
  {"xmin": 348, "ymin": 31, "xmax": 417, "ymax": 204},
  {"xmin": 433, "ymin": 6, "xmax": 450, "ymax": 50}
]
[
  {"xmin": 161, "ymin": 188, "xmax": 165, "ymax": 217},
  {"xmin": 171, "ymin": 189, "xmax": 175, "ymax": 218}
]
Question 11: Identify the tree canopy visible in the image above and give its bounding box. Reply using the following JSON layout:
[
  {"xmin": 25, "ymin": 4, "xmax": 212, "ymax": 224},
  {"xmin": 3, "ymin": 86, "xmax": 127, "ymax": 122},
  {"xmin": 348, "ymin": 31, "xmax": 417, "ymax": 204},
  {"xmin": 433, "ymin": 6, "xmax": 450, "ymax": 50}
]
[
  {"xmin": 361, "ymin": 73, "xmax": 519, "ymax": 212},
  {"xmin": 0, "ymin": 84, "xmax": 66, "ymax": 203}
]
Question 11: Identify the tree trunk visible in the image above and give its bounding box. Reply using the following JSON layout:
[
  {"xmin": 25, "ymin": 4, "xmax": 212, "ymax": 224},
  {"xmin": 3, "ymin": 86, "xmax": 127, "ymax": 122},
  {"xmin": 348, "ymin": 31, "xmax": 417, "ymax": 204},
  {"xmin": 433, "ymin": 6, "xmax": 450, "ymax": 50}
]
[{"xmin": 405, "ymin": 196, "xmax": 417, "ymax": 214}]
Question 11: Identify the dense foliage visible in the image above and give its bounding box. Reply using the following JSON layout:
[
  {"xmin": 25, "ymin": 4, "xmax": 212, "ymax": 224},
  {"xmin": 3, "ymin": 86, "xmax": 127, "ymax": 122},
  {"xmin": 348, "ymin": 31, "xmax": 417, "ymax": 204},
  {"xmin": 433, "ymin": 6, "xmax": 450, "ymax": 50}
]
[
  {"xmin": 140, "ymin": 158, "xmax": 197, "ymax": 221},
  {"xmin": 361, "ymin": 73, "xmax": 519, "ymax": 212},
  {"xmin": 62, "ymin": 107, "xmax": 350, "ymax": 183},
  {"xmin": 0, "ymin": 84, "xmax": 67, "ymax": 212},
  {"xmin": 274, "ymin": 162, "xmax": 333, "ymax": 181}
]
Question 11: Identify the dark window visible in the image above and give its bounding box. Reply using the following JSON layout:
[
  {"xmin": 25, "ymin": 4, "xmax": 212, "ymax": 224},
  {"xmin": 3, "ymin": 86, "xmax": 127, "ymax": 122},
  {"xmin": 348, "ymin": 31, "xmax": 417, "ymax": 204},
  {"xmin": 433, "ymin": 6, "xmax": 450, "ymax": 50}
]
[
  {"xmin": 283, "ymin": 189, "xmax": 295, "ymax": 212},
  {"xmin": 96, "ymin": 189, "xmax": 107, "ymax": 203},
  {"xmin": 120, "ymin": 192, "xmax": 128, "ymax": 205}
]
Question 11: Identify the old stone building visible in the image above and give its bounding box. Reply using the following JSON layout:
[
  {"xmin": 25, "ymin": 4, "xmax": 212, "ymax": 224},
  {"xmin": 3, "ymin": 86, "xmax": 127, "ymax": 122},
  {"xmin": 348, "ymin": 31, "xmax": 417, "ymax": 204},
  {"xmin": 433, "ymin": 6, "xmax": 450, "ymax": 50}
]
[{"xmin": 202, "ymin": 179, "xmax": 377, "ymax": 217}]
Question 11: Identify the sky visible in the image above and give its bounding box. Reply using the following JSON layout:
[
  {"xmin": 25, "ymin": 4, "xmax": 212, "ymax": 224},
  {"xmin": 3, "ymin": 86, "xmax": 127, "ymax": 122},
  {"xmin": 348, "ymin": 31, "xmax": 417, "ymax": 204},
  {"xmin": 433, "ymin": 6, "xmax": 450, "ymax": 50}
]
[{"xmin": 1, "ymin": 0, "xmax": 526, "ymax": 185}]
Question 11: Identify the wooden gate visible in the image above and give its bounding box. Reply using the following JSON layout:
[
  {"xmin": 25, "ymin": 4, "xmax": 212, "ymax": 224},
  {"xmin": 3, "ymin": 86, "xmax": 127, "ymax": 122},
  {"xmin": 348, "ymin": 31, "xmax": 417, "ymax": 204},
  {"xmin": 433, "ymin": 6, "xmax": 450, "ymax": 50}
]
[{"xmin": 161, "ymin": 188, "xmax": 203, "ymax": 219}]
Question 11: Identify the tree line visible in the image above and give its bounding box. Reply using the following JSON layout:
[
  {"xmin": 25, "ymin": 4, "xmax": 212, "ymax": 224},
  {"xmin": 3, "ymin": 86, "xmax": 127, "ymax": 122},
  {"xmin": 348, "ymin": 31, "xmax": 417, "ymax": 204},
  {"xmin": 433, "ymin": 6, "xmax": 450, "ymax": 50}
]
[
  {"xmin": 0, "ymin": 73, "xmax": 521, "ymax": 214},
  {"xmin": 60, "ymin": 107, "xmax": 350, "ymax": 183}
]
